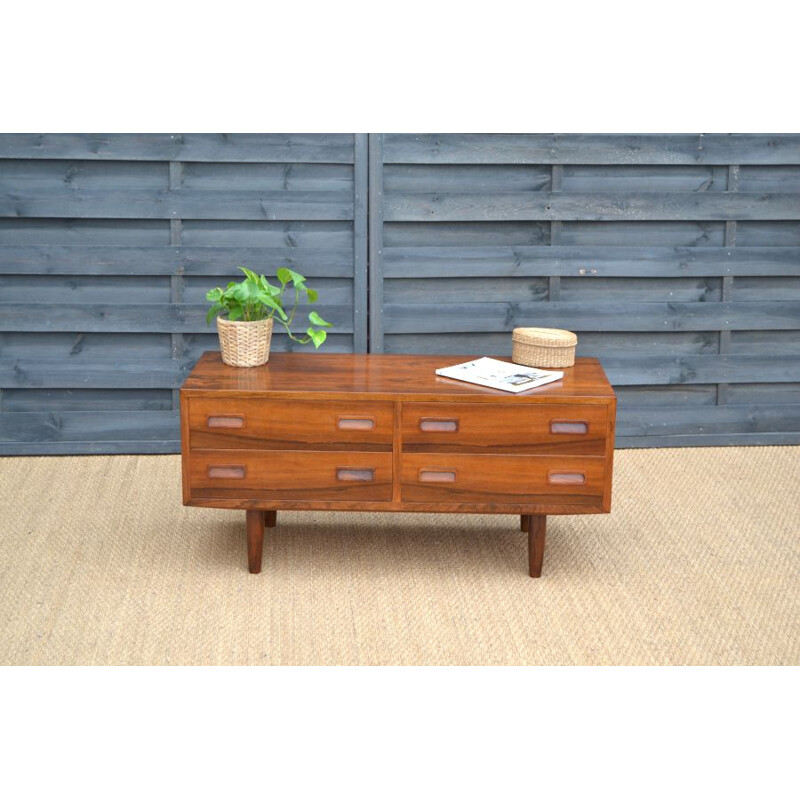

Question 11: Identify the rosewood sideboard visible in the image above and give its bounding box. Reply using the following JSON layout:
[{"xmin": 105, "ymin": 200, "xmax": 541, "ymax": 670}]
[{"xmin": 180, "ymin": 352, "xmax": 616, "ymax": 577}]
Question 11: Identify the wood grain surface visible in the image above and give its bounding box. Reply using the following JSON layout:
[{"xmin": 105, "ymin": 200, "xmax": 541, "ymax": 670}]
[
  {"xmin": 401, "ymin": 401, "xmax": 608, "ymax": 455},
  {"xmin": 182, "ymin": 352, "xmax": 615, "ymax": 402},
  {"xmin": 187, "ymin": 396, "xmax": 393, "ymax": 451}
]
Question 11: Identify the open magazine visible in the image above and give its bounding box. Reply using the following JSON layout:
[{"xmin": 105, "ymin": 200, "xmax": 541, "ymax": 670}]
[{"xmin": 435, "ymin": 357, "xmax": 564, "ymax": 393}]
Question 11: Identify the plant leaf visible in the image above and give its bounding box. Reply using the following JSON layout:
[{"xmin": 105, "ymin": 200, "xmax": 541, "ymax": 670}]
[
  {"xmin": 308, "ymin": 311, "xmax": 332, "ymax": 328},
  {"xmin": 305, "ymin": 287, "xmax": 318, "ymax": 303},
  {"xmin": 306, "ymin": 327, "xmax": 327, "ymax": 349},
  {"xmin": 276, "ymin": 267, "xmax": 293, "ymax": 286},
  {"xmin": 206, "ymin": 302, "xmax": 223, "ymax": 324},
  {"xmin": 232, "ymin": 282, "xmax": 253, "ymax": 303},
  {"xmin": 238, "ymin": 266, "xmax": 259, "ymax": 283},
  {"xmin": 280, "ymin": 267, "xmax": 306, "ymax": 288},
  {"xmin": 258, "ymin": 292, "xmax": 287, "ymax": 320},
  {"xmin": 259, "ymin": 275, "xmax": 281, "ymax": 296}
]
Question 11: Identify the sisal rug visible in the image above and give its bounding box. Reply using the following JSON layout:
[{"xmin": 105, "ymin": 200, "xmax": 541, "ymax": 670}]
[{"xmin": 0, "ymin": 447, "xmax": 797, "ymax": 665}]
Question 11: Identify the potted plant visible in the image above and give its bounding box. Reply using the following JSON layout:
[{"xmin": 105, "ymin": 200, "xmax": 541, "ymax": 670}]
[{"xmin": 205, "ymin": 266, "xmax": 332, "ymax": 367}]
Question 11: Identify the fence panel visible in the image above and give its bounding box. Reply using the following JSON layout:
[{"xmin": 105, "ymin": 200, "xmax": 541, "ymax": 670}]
[
  {"xmin": 369, "ymin": 133, "xmax": 800, "ymax": 448},
  {"xmin": 0, "ymin": 133, "xmax": 368, "ymax": 454}
]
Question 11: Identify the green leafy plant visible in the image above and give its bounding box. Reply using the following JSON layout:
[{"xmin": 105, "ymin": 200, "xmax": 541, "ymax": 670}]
[{"xmin": 206, "ymin": 266, "xmax": 332, "ymax": 348}]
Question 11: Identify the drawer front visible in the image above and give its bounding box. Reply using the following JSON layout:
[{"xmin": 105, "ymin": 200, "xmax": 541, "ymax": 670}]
[
  {"xmin": 402, "ymin": 402, "xmax": 608, "ymax": 455},
  {"xmin": 401, "ymin": 453, "xmax": 606, "ymax": 506},
  {"xmin": 187, "ymin": 397, "xmax": 393, "ymax": 451},
  {"xmin": 189, "ymin": 450, "xmax": 393, "ymax": 501}
]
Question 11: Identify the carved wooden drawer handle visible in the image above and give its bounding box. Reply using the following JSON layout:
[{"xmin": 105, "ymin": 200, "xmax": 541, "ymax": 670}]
[
  {"xmin": 548, "ymin": 472, "xmax": 586, "ymax": 485},
  {"xmin": 419, "ymin": 418, "xmax": 459, "ymax": 433},
  {"xmin": 337, "ymin": 416, "xmax": 376, "ymax": 431},
  {"xmin": 550, "ymin": 420, "xmax": 588, "ymax": 435},
  {"xmin": 207, "ymin": 415, "xmax": 245, "ymax": 428},
  {"xmin": 208, "ymin": 465, "xmax": 246, "ymax": 479},
  {"xmin": 336, "ymin": 467, "xmax": 375, "ymax": 482},
  {"xmin": 419, "ymin": 469, "xmax": 457, "ymax": 483}
]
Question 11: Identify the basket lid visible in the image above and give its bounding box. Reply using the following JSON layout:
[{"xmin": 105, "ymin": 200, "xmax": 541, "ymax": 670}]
[{"xmin": 512, "ymin": 327, "xmax": 578, "ymax": 347}]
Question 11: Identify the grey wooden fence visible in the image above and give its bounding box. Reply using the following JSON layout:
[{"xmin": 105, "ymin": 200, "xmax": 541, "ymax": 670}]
[
  {"xmin": 369, "ymin": 133, "xmax": 800, "ymax": 447},
  {"xmin": 0, "ymin": 134, "xmax": 368, "ymax": 454},
  {"xmin": 2, "ymin": 133, "xmax": 799, "ymax": 453}
]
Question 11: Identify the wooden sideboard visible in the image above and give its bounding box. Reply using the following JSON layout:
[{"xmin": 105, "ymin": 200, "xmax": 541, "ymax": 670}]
[{"xmin": 181, "ymin": 352, "xmax": 616, "ymax": 577}]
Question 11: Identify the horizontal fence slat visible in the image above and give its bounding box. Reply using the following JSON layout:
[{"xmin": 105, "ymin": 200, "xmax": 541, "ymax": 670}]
[
  {"xmin": 383, "ymin": 134, "xmax": 800, "ymax": 165},
  {"xmin": 561, "ymin": 165, "xmax": 730, "ymax": 193},
  {"xmin": 0, "ymin": 160, "xmax": 356, "ymax": 192},
  {"xmin": 383, "ymin": 192, "xmax": 800, "ymax": 222},
  {"xmin": 732, "ymin": 330, "xmax": 800, "ymax": 354},
  {"xmin": 1, "ymin": 388, "xmax": 174, "ymax": 411},
  {"xmin": 385, "ymin": 276, "xmax": 723, "ymax": 304},
  {"xmin": 0, "ymin": 190, "xmax": 353, "ymax": 220},
  {"xmin": 382, "ymin": 246, "xmax": 800, "ymax": 278},
  {"xmin": 0, "ymin": 134, "xmax": 355, "ymax": 163},
  {"xmin": 8, "ymin": 244, "xmax": 794, "ymax": 279},
  {"xmin": 0, "ymin": 441, "xmax": 180, "ymax": 455},
  {"xmin": 0, "ymin": 219, "xmax": 353, "ymax": 248},
  {"xmin": 0, "ymin": 332, "xmax": 354, "ymax": 361},
  {"xmin": 558, "ymin": 277, "xmax": 722, "ymax": 303},
  {"xmin": 384, "ymin": 277, "xmax": 549, "ymax": 305},
  {"xmin": 0, "ymin": 274, "xmax": 172, "ymax": 303},
  {"xmin": 726, "ymin": 383, "xmax": 800, "ymax": 404},
  {"xmin": 383, "ymin": 221, "xmax": 800, "ymax": 248},
  {"xmin": 383, "ymin": 301, "xmax": 800, "ymax": 332},
  {"xmin": 617, "ymin": 404, "xmax": 800, "ymax": 436},
  {"xmin": 732, "ymin": 276, "xmax": 800, "ymax": 301},
  {"xmin": 616, "ymin": 432, "xmax": 800, "ymax": 448},
  {"xmin": 0, "ymin": 304, "xmax": 354, "ymax": 333},
  {"xmin": 0, "ymin": 410, "xmax": 179, "ymax": 443},
  {"xmin": 615, "ymin": 385, "xmax": 718, "ymax": 406},
  {"xmin": 604, "ymin": 355, "xmax": 800, "ymax": 384},
  {"xmin": 383, "ymin": 164, "xmax": 553, "ymax": 192},
  {"xmin": 0, "ymin": 274, "xmax": 352, "ymax": 306},
  {"xmin": 0, "ymin": 245, "xmax": 354, "ymax": 276},
  {"xmin": 0, "ymin": 358, "xmax": 193, "ymax": 388}
]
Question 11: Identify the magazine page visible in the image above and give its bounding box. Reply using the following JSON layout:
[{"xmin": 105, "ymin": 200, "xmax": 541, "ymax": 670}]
[{"xmin": 435, "ymin": 357, "xmax": 564, "ymax": 393}]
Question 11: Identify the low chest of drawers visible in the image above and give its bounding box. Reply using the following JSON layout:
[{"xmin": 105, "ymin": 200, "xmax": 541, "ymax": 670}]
[{"xmin": 181, "ymin": 352, "xmax": 616, "ymax": 577}]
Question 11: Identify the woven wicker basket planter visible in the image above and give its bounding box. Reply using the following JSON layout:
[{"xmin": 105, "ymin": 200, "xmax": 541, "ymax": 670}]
[
  {"xmin": 512, "ymin": 327, "xmax": 578, "ymax": 369},
  {"xmin": 216, "ymin": 316, "xmax": 274, "ymax": 367}
]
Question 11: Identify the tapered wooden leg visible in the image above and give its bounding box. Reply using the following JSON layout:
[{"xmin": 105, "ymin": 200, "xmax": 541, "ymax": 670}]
[
  {"xmin": 520, "ymin": 515, "xmax": 529, "ymax": 532},
  {"xmin": 246, "ymin": 510, "xmax": 265, "ymax": 574},
  {"xmin": 264, "ymin": 510, "xmax": 277, "ymax": 528},
  {"xmin": 527, "ymin": 515, "xmax": 547, "ymax": 578}
]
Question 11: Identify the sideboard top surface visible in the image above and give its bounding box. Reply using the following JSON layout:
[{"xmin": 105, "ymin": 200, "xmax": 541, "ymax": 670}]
[{"xmin": 182, "ymin": 352, "xmax": 615, "ymax": 403}]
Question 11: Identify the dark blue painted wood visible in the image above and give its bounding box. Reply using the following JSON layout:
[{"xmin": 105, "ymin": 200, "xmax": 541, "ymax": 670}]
[
  {"xmin": 0, "ymin": 133, "xmax": 366, "ymax": 454},
  {"xmin": 0, "ymin": 134, "xmax": 356, "ymax": 163},
  {"xmin": 371, "ymin": 133, "xmax": 800, "ymax": 448},
  {"xmin": 3, "ymin": 133, "xmax": 799, "ymax": 452},
  {"xmin": 382, "ymin": 134, "xmax": 800, "ymax": 165}
]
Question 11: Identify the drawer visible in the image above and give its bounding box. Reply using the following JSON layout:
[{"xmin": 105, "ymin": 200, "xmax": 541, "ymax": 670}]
[
  {"xmin": 187, "ymin": 397, "xmax": 393, "ymax": 451},
  {"xmin": 401, "ymin": 453, "xmax": 606, "ymax": 507},
  {"xmin": 402, "ymin": 402, "xmax": 608, "ymax": 455},
  {"xmin": 189, "ymin": 450, "xmax": 393, "ymax": 502}
]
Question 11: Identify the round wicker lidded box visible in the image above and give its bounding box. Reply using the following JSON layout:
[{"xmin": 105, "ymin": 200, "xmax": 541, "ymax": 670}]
[{"xmin": 512, "ymin": 327, "xmax": 578, "ymax": 368}]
